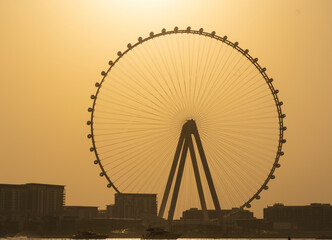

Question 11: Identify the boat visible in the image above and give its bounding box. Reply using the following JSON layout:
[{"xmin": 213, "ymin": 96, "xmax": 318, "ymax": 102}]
[
  {"xmin": 72, "ymin": 231, "xmax": 109, "ymax": 239},
  {"xmin": 142, "ymin": 228, "xmax": 181, "ymax": 239}
]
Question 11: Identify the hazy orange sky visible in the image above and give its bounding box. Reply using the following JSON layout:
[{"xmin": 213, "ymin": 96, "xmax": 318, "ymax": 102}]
[{"xmin": 1, "ymin": 0, "xmax": 332, "ymax": 218}]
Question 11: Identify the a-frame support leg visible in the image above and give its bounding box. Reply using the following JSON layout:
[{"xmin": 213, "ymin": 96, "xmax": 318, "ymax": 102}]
[
  {"xmin": 187, "ymin": 134, "xmax": 209, "ymax": 221},
  {"xmin": 158, "ymin": 124, "xmax": 187, "ymax": 218},
  {"xmin": 193, "ymin": 128, "xmax": 221, "ymax": 211},
  {"xmin": 167, "ymin": 138, "xmax": 189, "ymax": 222}
]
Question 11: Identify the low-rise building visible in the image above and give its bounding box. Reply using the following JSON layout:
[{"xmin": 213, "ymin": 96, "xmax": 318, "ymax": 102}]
[{"xmin": 264, "ymin": 203, "xmax": 332, "ymax": 231}]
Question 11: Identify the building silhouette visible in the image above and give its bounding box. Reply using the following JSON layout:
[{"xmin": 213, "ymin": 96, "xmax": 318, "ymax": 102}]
[
  {"xmin": 0, "ymin": 183, "xmax": 65, "ymax": 220},
  {"xmin": 107, "ymin": 193, "xmax": 157, "ymax": 219},
  {"xmin": 264, "ymin": 203, "xmax": 332, "ymax": 231}
]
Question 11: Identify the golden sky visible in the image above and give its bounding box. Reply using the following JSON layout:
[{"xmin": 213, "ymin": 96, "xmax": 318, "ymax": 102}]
[{"xmin": 1, "ymin": 0, "xmax": 332, "ymax": 218}]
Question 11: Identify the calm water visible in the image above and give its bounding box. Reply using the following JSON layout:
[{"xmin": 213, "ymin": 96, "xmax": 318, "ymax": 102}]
[{"xmin": 0, "ymin": 238, "xmax": 319, "ymax": 240}]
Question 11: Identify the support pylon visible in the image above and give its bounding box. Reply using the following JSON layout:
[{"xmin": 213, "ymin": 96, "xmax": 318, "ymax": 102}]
[{"xmin": 158, "ymin": 120, "xmax": 221, "ymax": 223}]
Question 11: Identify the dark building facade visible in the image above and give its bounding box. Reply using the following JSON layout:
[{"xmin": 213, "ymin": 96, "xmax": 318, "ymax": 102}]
[
  {"xmin": 0, "ymin": 183, "xmax": 65, "ymax": 219},
  {"xmin": 264, "ymin": 203, "xmax": 332, "ymax": 231},
  {"xmin": 108, "ymin": 193, "xmax": 157, "ymax": 219},
  {"xmin": 182, "ymin": 208, "xmax": 254, "ymax": 221}
]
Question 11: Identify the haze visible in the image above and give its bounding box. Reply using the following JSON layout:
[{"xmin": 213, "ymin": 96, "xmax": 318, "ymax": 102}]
[{"xmin": 1, "ymin": 0, "xmax": 332, "ymax": 218}]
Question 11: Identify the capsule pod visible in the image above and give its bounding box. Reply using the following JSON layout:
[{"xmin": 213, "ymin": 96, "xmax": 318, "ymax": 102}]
[
  {"xmin": 90, "ymin": 147, "xmax": 95, "ymax": 152},
  {"xmin": 268, "ymin": 78, "xmax": 274, "ymax": 83},
  {"xmin": 108, "ymin": 60, "xmax": 113, "ymax": 66},
  {"xmin": 95, "ymin": 82, "xmax": 100, "ymax": 87},
  {"xmin": 100, "ymin": 172, "xmax": 104, "ymax": 177},
  {"xmin": 101, "ymin": 71, "xmax": 106, "ymax": 76},
  {"xmin": 281, "ymin": 139, "xmax": 287, "ymax": 143},
  {"xmin": 246, "ymin": 203, "xmax": 251, "ymax": 208},
  {"xmin": 211, "ymin": 31, "xmax": 216, "ymax": 37},
  {"xmin": 234, "ymin": 42, "xmax": 239, "ymax": 47},
  {"xmin": 270, "ymin": 175, "xmax": 276, "ymax": 179},
  {"xmin": 86, "ymin": 121, "xmax": 91, "ymax": 125},
  {"xmin": 161, "ymin": 28, "xmax": 166, "ymax": 34},
  {"xmin": 186, "ymin": 26, "xmax": 191, "ymax": 32},
  {"xmin": 275, "ymin": 163, "xmax": 281, "ymax": 168},
  {"xmin": 199, "ymin": 28, "xmax": 203, "ymax": 33},
  {"xmin": 174, "ymin": 26, "xmax": 178, "ymax": 32},
  {"xmin": 263, "ymin": 186, "xmax": 269, "ymax": 190},
  {"xmin": 127, "ymin": 43, "xmax": 132, "ymax": 48},
  {"xmin": 274, "ymin": 89, "xmax": 279, "ymax": 94},
  {"xmin": 223, "ymin": 35, "xmax": 228, "ymax": 41},
  {"xmin": 138, "ymin": 37, "xmax": 143, "ymax": 42},
  {"xmin": 255, "ymin": 195, "xmax": 261, "ymax": 200},
  {"xmin": 262, "ymin": 67, "xmax": 267, "ymax": 72},
  {"xmin": 244, "ymin": 49, "xmax": 249, "ymax": 54},
  {"xmin": 281, "ymin": 114, "xmax": 286, "ymax": 118},
  {"xmin": 88, "ymin": 108, "xmax": 93, "ymax": 112},
  {"xmin": 94, "ymin": 160, "xmax": 99, "ymax": 164},
  {"xmin": 107, "ymin": 184, "xmax": 112, "ymax": 188},
  {"xmin": 87, "ymin": 134, "xmax": 92, "ymax": 138},
  {"xmin": 90, "ymin": 95, "xmax": 95, "ymax": 99},
  {"xmin": 149, "ymin": 32, "xmax": 154, "ymax": 37},
  {"xmin": 254, "ymin": 58, "xmax": 258, "ymax": 62},
  {"xmin": 279, "ymin": 151, "xmax": 284, "ymax": 156},
  {"xmin": 117, "ymin": 51, "xmax": 122, "ymax": 57},
  {"xmin": 278, "ymin": 101, "xmax": 283, "ymax": 106},
  {"xmin": 282, "ymin": 126, "xmax": 287, "ymax": 131}
]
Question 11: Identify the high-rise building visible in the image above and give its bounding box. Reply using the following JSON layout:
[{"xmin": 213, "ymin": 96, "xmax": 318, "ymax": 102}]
[
  {"xmin": 0, "ymin": 183, "xmax": 65, "ymax": 219},
  {"xmin": 109, "ymin": 193, "xmax": 157, "ymax": 219}
]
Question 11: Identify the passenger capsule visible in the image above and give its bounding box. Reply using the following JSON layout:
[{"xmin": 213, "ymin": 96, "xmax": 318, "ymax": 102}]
[
  {"xmin": 274, "ymin": 89, "xmax": 279, "ymax": 94},
  {"xmin": 174, "ymin": 26, "xmax": 179, "ymax": 32},
  {"xmin": 211, "ymin": 31, "xmax": 216, "ymax": 37},
  {"xmin": 282, "ymin": 126, "xmax": 287, "ymax": 131},
  {"xmin": 278, "ymin": 101, "xmax": 283, "ymax": 106},
  {"xmin": 199, "ymin": 28, "xmax": 204, "ymax": 33},
  {"xmin": 86, "ymin": 121, "xmax": 91, "ymax": 125},
  {"xmin": 255, "ymin": 195, "xmax": 261, "ymax": 200},
  {"xmin": 279, "ymin": 151, "xmax": 284, "ymax": 156},
  {"xmin": 161, "ymin": 28, "xmax": 166, "ymax": 34},
  {"xmin": 244, "ymin": 49, "xmax": 249, "ymax": 54},
  {"xmin": 117, "ymin": 51, "xmax": 122, "ymax": 57},
  {"xmin": 108, "ymin": 60, "xmax": 113, "ymax": 66},
  {"xmin": 246, "ymin": 203, "xmax": 251, "ymax": 208},
  {"xmin": 95, "ymin": 82, "xmax": 100, "ymax": 87},
  {"xmin": 254, "ymin": 58, "xmax": 258, "ymax": 62},
  {"xmin": 127, "ymin": 43, "xmax": 132, "ymax": 48},
  {"xmin": 107, "ymin": 184, "xmax": 112, "ymax": 188},
  {"xmin": 281, "ymin": 114, "xmax": 286, "ymax": 118},
  {"xmin": 275, "ymin": 163, "xmax": 281, "ymax": 168},
  {"xmin": 90, "ymin": 147, "xmax": 95, "ymax": 152},
  {"xmin": 100, "ymin": 172, "xmax": 104, "ymax": 176},
  {"xmin": 281, "ymin": 139, "xmax": 287, "ymax": 143},
  {"xmin": 138, "ymin": 37, "xmax": 143, "ymax": 42},
  {"xmin": 88, "ymin": 108, "xmax": 93, "ymax": 112},
  {"xmin": 234, "ymin": 42, "xmax": 239, "ymax": 47},
  {"xmin": 186, "ymin": 26, "xmax": 191, "ymax": 32},
  {"xmin": 87, "ymin": 134, "xmax": 92, "ymax": 138},
  {"xmin": 263, "ymin": 186, "xmax": 269, "ymax": 190},
  {"xmin": 223, "ymin": 35, "xmax": 228, "ymax": 41},
  {"xmin": 94, "ymin": 160, "xmax": 99, "ymax": 164},
  {"xmin": 268, "ymin": 78, "xmax": 274, "ymax": 83},
  {"xmin": 101, "ymin": 71, "xmax": 106, "ymax": 76},
  {"xmin": 90, "ymin": 95, "xmax": 95, "ymax": 99},
  {"xmin": 270, "ymin": 175, "xmax": 276, "ymax": 179},
  {"xmin": 149, "ymin": 32, "xmax": 154, "ymax": 37}
]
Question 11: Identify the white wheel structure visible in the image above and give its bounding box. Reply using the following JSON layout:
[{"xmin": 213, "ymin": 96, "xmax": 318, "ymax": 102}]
[{"xmin": 87, "ymin": 27, "xmax": 286, "ymax": 219}]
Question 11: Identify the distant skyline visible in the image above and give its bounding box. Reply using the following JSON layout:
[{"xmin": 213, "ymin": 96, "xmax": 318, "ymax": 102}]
[{"xmin": 1, "ymin": 0, "xmax": 332, "ymax": 218}]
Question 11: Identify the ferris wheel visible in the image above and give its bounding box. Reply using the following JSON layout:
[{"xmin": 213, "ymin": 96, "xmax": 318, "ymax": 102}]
[{"xmin": 87, "ymin": 27, "xmax": 286, "ymax": 220}]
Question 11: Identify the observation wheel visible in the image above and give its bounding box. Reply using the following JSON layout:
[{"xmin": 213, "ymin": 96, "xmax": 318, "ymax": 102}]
[{"xmin": 87, "ymin": 27, "xmax": 286, "ymax": 219}]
